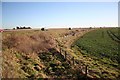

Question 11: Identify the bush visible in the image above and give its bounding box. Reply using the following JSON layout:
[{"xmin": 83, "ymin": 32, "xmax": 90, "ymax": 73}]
[
  {"xmin": 69, "ymin": 28, "xmax": 72, "ymax": 30},
  {"xmin": 41, "ymin": 28, "xmax": 45, "ymax": 31}
]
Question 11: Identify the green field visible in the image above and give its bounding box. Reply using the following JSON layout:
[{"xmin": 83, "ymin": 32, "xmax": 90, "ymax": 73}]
[
  {"xmin": 74, "ymin": 28, "xmax": 119, "ymax": 62},
  {"xmin": 109, "ymin": 28, "xmax": 119, "ymax": 37},
  {"xmin": 73, "ymin": 28, "xmax": 120, "ymax": 78}
]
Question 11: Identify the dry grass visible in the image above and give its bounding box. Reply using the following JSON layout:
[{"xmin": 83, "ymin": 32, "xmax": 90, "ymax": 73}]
[
  {"xmin": 3, "ymin": 31, "xmax": 56, "ymax": 54},
  {"xmin": 2, "ymin": 28, "xmax": 92, "ymax": 78}
]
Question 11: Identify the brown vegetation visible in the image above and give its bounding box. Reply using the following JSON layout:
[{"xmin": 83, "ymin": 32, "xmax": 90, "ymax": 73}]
[
  {"xmin": 3, "ymin": 31, "xmax": 56, "ymax": 53},
  {"xmin": 2, "ymin": 28, "xmax": 92, "ymax": 78}
]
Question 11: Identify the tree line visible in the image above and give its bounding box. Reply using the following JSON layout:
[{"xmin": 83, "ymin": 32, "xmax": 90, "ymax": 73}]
[{"xmin": 13, "ymin": 26, "xmax": 32, "ymax": 29}]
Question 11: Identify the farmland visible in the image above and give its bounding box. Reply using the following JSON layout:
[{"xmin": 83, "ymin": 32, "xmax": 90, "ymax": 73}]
[
  {"xmin": 73, "ymin": 28, "xmax": 120, "ymax": 79},
  {"xmin": 2, "ymin": 28, "xmax": 120, "ymax": 79},
  {"xmin": 74, "ymin": 28, "xmax": 119, "ymax": 61}
]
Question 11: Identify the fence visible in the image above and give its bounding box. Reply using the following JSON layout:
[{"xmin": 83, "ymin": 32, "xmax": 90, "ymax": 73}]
[{"xmin": 58, "ymin": 47, "xmax": 89, "ymax": 78}]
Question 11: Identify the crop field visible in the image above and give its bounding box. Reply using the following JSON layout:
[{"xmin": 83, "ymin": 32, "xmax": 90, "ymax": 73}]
[
  {"xmin": 73, "ymin": 28, "xmax": 120, "ymax": 79},
  {"xmin": 109, "ymin": 28, "xmax": 119, "ymax": 37},
  {"xmin": 75, "ymin": 28, "xmax": 119, "ymax": 61}
]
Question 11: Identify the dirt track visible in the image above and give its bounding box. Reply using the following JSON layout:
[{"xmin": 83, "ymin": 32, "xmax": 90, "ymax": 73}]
[{"xmin": 55, "ymin": 29, "xmax": 91, "ymax": 49}]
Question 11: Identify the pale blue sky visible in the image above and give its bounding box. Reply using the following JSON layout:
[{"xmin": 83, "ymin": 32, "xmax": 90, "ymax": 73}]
[{"xmin": 2, "ymin": 2, "xmax": 118, "ymax": 29}]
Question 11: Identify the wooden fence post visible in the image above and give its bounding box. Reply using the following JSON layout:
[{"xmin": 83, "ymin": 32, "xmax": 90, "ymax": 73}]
[
  {"xmin": 65, "ymin": 51, "xmax": 67, "ymax": 60},
  {"xmin": 85, "ymin": 65, "xmax": 88, "ymax": 78},
  {"xmin": 72, "ymin": 57, "xmax": 74, "ymax": 65},
  {"xmin": 60, "ymin": 47, "xmax": 62, "ymax": 54}
]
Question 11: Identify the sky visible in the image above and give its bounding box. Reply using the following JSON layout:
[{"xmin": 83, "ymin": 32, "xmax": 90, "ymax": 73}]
[{"xmin": 2, "ymin": 2, "xmax": 118, "ymax": 29}]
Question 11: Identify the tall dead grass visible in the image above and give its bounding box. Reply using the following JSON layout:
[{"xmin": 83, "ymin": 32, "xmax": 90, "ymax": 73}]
[{"xmin": 3, "ymin": 32, "xmax": 56, "ymax": 54}]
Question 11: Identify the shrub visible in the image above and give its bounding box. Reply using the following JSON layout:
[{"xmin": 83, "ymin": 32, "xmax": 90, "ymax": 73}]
[
  {"xmin": 69, "ymin": 28, "xmax": 72, "ymax": 30},
  {"xmin": 41, "ymin": 28, "xmax": 45, "ymax": 31}
]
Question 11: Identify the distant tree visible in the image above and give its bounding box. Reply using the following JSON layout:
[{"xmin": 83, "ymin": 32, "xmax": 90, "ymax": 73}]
[
  {"xmin": 89, "ymin": 27, "xmax": 92, "ymax": 29},
  {"xmin": 69, "ymin": 28, "xmax": 72, "ymax": 30},
  {"xmin": 20, "ymin": 27, "xmax": 22, "ymax": 29},
  {"xmin": 41, "ymin": 28, "xmax": 45, "ymax": 31},
  {"xmin": 28, "ymin": 27, "xmax": 31, "ymax": 29},
  {"xmin": 13, "ymin": 28, "xmax": 15, "ymax": 30},
  {"xmin": 23, "ymin": 26, "xmax": 26, "ymax": 29},
  {"xmin": 16, "ymin": 27, "xmax": 19, "ymax": 29}
]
